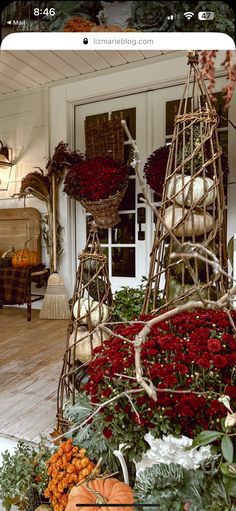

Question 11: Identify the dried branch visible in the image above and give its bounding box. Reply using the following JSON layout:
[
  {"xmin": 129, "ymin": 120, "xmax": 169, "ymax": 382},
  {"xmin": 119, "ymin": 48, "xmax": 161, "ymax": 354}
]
[{"xmin": 54, "ymin": 388, "xmax": 143, "ymax": 442}]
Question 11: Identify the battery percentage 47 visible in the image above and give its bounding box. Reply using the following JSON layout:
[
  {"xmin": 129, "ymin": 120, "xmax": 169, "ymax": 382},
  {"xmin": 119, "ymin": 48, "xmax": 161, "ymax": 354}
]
[{"xmin": 198, "ymin": 11, "xmax": 215, "ymax": 20}]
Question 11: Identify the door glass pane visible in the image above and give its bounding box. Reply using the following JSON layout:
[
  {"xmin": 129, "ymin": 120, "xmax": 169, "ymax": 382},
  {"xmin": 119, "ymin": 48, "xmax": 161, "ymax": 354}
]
[
  {"xmin": 215, "ymin": 92, "xmax": 228, "ymax": 128},
  {"xmin": 85, "ymin": 112, "xmax": 108, "ymax": 127},
  {"xmin": 111, "ymin": 108, "xmax": 136, "ymax": 167},
  {"xmin": 119, "ymin": 178, "xmax": 135, "ymax": 211},
  {"xmin": 112, "ymin": 214, "xmax": 135, "ymax": 244},
  {"xmin": 83, "ymin": 107, "xmax": 137, "ymax": 281},
  {"xmin": 166, "ymin": 98, "xmax": 191, "ymax": 136},
  {"xmin": 112, "ymin": 247, "xmax": 135, "ymax": 277},
  {"xmin": 86, "ymin": 215, "xmax": 108, "ymax": 244},
  {"xmin": 218, "ymin": 131, "xmax": 228, "ymax": 155}
]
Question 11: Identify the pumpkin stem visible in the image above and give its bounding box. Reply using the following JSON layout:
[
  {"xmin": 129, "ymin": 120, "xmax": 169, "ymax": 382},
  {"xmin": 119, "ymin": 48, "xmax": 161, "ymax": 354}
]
[
  {"xmin": 24, "ymin": 236, "xmax": 34, "ymax": 248},
  {"xmin": 85, "ymin": 480, "xmax": 108, "ymax": 504}
]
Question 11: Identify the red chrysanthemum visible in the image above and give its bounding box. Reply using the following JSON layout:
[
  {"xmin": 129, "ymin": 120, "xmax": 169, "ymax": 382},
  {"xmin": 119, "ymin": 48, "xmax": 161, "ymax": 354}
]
[
  {"xmin": 63, "ymin": 156, "xmax": 129, "ymax": 201},
  {"xmin": 143, "ymin": 145, "xmax": 170, "ymax": 197},
  {"xmin": 207, "ymin": 338, "xmax": 222, "ymax": 353},
  {"xmin": 80, "ymin": 308, "xmax": 236, "ymax": 439},
  {"xmin": 103, "ymin": 427, "xmax": 113, "ymax": 439}
]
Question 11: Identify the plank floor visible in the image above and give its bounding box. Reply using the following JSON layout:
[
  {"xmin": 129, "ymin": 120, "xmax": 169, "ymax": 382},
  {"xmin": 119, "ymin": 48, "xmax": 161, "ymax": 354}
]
[{"xmin": 0, "ymin": 307, "xmax": 68, "ymax": 443}]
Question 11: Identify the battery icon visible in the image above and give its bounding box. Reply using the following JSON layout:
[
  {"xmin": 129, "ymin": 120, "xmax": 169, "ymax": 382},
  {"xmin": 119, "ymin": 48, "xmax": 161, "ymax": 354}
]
[{"xmin": 198, "ymin": 11, "xmax": 215, "ymax": 20}]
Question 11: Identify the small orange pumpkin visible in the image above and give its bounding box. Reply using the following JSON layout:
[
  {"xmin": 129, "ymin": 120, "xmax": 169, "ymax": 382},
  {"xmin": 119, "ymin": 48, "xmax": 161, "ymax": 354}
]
[
  {"xmin": 65, "ymin": 477, "xmax": 134, "ymax": 511},
  {"xmin": 12, "ymin": 249, "xmax": 40, "ymax": 268}
]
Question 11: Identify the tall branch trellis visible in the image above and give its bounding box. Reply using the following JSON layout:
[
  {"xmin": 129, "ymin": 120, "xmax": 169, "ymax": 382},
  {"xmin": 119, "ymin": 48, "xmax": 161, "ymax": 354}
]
[
  {"xmin": 56, "ymin": 222, "xmax": 113, "ymax": 431},
  {"xmin": 143, "ymin": 52, "xmax": 228, "ymax": 313}
]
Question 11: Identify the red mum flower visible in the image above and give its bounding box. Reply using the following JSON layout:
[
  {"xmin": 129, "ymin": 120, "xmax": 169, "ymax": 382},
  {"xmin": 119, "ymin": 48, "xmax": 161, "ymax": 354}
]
[
  {"xmin": 224, "ymin": 386, "xmax": 236, "ymax": 399},
  {"xmin": 206, "ymin": 399, "xmax": 226, "ymax": 417},
  {"xmin": 103, "ymin": 427, "xmax": 113, "ymax": 439},
  {"xmin": 101, "ymin": 388, "xmax": 112, "ymax": 398},
  {"xmin": 222, "ymin": 333, "xmax": 236, "ymax": 349},
  {"xmin": 207, "ymin": 338, "xmax": 222, "ymax": 353},
  {"xmin": 174, "ymin": 363, "xmax": 189, "ymax": 375},
  {"xmin": 105, "ymin": 414, "xmax": 113, "ymax": 422},
  {"xmin": 196, "ymin": 352, "xmax": 211, "ymax": 369},
  {"xmin": 226, "ymin": 353, "xmax": 236, "ymax": 365},
  {"xmin": 211, "ymin": 354, "xmax": 228, "ymax": 368},
  {"xmin": 224, "ymin": 385, "xmax": 236, "ymax": 399}
]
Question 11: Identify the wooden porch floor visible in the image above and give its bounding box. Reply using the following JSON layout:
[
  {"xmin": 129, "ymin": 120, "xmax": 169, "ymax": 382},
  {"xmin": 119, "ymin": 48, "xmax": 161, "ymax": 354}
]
[{"xmin": 0, "ymin": 307, "xmax": 68, "ymax": 443}]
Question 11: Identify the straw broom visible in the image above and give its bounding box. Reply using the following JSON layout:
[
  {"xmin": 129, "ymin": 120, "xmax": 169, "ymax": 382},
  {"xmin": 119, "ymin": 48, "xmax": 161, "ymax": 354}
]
[{"xmin": 40, "ymin": 174, "xmax": 70, "ymax": 319}]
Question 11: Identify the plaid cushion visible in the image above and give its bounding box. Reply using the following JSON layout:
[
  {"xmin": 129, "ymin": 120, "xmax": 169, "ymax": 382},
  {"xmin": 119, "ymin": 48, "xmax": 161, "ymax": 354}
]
[{"xmin": 0, "ymin": 268, "xmax": 31, "ymax": 305}]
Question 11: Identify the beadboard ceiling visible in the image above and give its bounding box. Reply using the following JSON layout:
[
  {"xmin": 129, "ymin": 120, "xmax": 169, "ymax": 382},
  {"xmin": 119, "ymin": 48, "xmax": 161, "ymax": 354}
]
[{"xmin": 0, "ymin": 50, "xmax": 178, "ymax": 96}]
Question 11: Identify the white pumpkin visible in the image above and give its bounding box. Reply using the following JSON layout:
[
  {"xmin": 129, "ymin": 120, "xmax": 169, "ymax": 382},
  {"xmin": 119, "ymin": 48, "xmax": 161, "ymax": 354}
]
[
  {"xmin": 167, "ymin": 174, "xmax": 215, "ymax": 207},
  {"xmin": 73, "ymin": 297, "xmax": 109, "ymax": 326},
  {"xmin": 168, "ymin": 276, "xmax": 217, "ymax": 303},
  {"xmin": 164, "ymin": 205, "xmax": 213, "ymax": 237},
  {"xmin": 69, "ymin": 326, "xmax": 109, "ymax": 364}
]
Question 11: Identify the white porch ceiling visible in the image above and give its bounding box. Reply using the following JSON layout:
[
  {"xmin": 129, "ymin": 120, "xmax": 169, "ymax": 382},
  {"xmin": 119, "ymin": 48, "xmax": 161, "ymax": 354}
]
[{"xmin": 0, "ymin": 50, "xmax": 178, "ymax": 96}]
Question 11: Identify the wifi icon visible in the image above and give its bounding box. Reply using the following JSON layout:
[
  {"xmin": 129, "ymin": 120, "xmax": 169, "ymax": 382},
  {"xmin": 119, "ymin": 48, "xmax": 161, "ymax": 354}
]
[{"xmin": 184, "ymin": 11, "xmax": 194, "ymax": 19}]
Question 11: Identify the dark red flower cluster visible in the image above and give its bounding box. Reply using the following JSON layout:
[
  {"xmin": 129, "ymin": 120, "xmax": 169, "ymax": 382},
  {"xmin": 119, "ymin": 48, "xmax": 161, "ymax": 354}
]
[
  {"xmin": 63, "ymin": 156, "xmax": 128, "ymax": 201},
  {"xmin": 82, "ymin": 309, "xmax": 236, "ymax": 439},
  {"xmin": 143, "ymin": 145, "xmax": 170, "ymax": 198}
]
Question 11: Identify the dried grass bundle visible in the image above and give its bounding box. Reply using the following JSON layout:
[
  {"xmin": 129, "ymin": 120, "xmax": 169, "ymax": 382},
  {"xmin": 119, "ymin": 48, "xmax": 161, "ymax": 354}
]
[
  {"xmin": 46, "ymin": 141, "xmax": 84, "ymax": 184},
  {"xmin": 19, "ymin": 169, "xmax": 50, "ymax": 202}
]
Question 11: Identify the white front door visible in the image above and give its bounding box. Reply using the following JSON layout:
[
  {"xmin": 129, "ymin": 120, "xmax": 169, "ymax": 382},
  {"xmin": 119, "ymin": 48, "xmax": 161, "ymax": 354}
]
[
  {"xmin": 73, "ymin": 78, "xmax": 230, "ymax": 294},
  {"xmin": 74, "ymin": 93, "xmax": 151, "ymax": 292}
]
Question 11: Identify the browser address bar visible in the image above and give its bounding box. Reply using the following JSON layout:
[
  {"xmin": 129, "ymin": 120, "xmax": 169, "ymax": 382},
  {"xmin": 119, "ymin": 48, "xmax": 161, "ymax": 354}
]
[{"xmin": 1, "ymin": 32, "xmax": 235, "ymax": 50}]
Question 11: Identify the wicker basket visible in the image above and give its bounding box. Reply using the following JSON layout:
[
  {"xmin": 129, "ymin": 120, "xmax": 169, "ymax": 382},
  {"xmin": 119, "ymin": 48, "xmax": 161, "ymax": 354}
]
[{"xmin": 80, "ymin": 182, "xmax": 128, "ymax": 229}]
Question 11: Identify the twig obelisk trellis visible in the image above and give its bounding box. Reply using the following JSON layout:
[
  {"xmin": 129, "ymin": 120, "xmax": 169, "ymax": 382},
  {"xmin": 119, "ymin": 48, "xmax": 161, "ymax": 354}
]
[
  {"xmin": 143, "ymin": 51, "xmax": 228, "ymax": 313},
  {"xmin": 56, "ymin": 222, "xmax": 112, "ymax": 431}
]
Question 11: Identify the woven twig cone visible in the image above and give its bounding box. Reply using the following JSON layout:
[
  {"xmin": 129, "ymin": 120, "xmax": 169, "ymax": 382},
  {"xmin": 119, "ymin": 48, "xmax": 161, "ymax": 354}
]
[
  {"xmin": 56, "ymin": 222, "xmax": 112, "ymax": 431},
  {"xmin": 143, "ymin": 51, "xmax": 228, "ymax": 313}
]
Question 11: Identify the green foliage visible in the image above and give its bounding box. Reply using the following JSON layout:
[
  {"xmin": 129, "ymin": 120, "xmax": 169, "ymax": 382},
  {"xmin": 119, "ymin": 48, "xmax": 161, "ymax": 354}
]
[
  {"xmin": 63, "ymin": 394, "xmax": 120, "ymax": 474},
  {"xmin": 134, "ymin": 462, "xmax": 232, "ymax": 511},
  {"xmin": 191, "ymin": 430, "xmax": 223, "ymax": 448},
  {"xmin": 0, "ymin": 439, "xmax": 51, "ymax": 511},
  {"xmin": 191, "ymin": 423, "xmax": 236, "ymax": 504},
  {"xmin": 221, "ymin": 437, "xmax": 234, "ymax": 464},
  {"xmin": 112, "ymin": 279, "xmax": 163, "ymax": 322}
]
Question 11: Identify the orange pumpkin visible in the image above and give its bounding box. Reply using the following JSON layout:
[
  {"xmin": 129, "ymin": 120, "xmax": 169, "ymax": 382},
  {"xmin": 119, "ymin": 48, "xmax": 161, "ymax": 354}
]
[
  {"xmin": 12, "ymin": 249, "xmax": 40, "ymax": 268},
  {"xmin": 65, "ymin": 477, "xmax": 134, "ymax": 511}
]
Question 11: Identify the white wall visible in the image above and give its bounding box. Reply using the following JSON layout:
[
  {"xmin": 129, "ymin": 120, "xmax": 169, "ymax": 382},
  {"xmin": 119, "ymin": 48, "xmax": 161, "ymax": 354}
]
[{"xmin": 0, "ymin": 87, "xmax": 49, "ymax": 267}]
